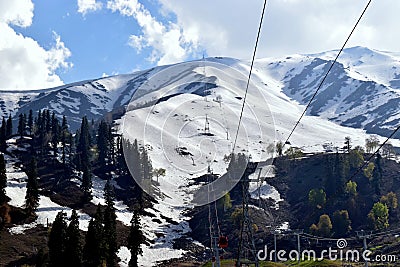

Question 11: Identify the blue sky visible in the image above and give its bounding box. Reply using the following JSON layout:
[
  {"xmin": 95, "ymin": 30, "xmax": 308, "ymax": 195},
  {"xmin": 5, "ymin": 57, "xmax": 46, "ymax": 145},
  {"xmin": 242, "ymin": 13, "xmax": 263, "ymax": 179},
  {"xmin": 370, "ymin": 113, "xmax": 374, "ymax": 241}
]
[{"xmin": 1, "ymin": 0, "xmax": 400, "ymax": 90}]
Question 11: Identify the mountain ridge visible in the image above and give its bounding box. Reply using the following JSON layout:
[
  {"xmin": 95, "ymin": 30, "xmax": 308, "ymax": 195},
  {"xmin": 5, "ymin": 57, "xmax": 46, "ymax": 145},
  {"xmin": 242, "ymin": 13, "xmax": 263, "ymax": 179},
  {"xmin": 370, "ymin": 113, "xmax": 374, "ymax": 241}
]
[{"xmin": 2, "ymin": 46, "xmax": 400, "ymax": 139}]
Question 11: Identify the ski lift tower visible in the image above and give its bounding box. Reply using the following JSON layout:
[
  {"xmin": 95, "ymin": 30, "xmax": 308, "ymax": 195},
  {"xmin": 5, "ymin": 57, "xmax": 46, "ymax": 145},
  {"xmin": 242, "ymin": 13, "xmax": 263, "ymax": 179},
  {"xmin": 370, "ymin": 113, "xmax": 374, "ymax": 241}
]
[{"xmin": 204, "ymin": 114, "xmax": 210, "ymax": 135}]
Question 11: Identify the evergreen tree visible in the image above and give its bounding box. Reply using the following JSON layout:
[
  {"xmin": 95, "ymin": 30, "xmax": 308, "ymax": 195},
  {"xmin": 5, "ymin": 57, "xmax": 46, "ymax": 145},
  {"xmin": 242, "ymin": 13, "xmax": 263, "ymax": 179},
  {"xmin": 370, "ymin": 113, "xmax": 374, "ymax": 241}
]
[
  {"xmin": 81, "ymin": 165, "xmax": 92, "ymax": 202},
  {"xmin": 6, "ymin": 114, "xmax": 12, "ymax": 138},
  {"xmin": 128, "ymin": 209, "xmax": 144, "ymax": 267},
  {"xmin": 332, "ymin": 210, "xmax": 351, "ymax": 237},
  {"xmin": 368, "ymin": 202, "xmax": 389, "ymax": 230},
  {"xmin": 141, "ymin": 148, "xmax": 153, "ymax": 180},
  {"xmin": 97, "ymin": 120, "xmax": 109, "ymax": 168},
  {"xmin": 77, "ymin": 116, "xmax": 91, "ymax": 170},
  {"xmin": 372, "ymin": 154, "xmax": 383, "ymax": 195},
  {"xmin": 45, "ymin": 109, "xmax": 51, "ymax": 133},
  {"xmin": 61, "ymin": 115, "xmax": 68, "ymax": 165},
  {"xmin": 317, "ymin": 214, "xmax": 332, "ymax": 237},
  {"xmin": 27, "ymin": 109, "xmax": 33, "ymax": 135},
  {"xmin": 25, "ymin": 158, "xmax": 39, "ymax": 215},
  {"xmin": 65, "ymin": 210, "xmax": 82, "ymax": 267},
  {"xmin": 17, "ymin": 113, "xmax": 26, "ymax": 138},
  {"xmin": 0, "ymin": 154, "xmax": 8, "ymax": 204},
  {"xmin": 48, "ymin": 211, "xmax": 67, "ymax": 267},
  {"xmin": 51, "ymin": 112, "xmax": 60, "ymax": 159},
  {"xmin": 83, "ymin": 205, "xmax": 105, "ymax": 267},
  {"xmin": 104, "ymin": 180, "xmax": 117, "ymax": 267},
  {"xmin": 0, "ymin": 118, "xmax": 6, "ymax": 151}
]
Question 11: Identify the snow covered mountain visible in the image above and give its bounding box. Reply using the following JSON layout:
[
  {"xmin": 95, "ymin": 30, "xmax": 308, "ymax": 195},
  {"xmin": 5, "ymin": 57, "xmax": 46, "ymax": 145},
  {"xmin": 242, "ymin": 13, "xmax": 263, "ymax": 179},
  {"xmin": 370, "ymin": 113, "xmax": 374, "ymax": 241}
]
[
  {"xmin": 5, "ymin": 46, "xmax": 400, "ymax": 266},
  {"xmin": 1, "ymin": 46, "xmax": 400, "ymax": 139},
  {"xmin": 257, "ymin": 46, "xmax": 400, "ymax": 137}
]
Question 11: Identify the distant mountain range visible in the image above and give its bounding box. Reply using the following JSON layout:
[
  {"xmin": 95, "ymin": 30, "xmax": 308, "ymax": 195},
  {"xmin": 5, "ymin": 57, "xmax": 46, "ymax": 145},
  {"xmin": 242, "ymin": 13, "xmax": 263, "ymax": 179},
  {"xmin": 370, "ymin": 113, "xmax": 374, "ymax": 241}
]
[{"xmin": 1, "ymin": 46, "xmax": 400, "ymax": 139}]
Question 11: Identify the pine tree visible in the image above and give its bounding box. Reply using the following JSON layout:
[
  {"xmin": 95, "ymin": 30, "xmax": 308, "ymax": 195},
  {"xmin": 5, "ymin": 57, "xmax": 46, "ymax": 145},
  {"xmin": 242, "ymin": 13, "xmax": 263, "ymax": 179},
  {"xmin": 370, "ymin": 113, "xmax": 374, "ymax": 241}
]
[
  {"xmin": 372, "ymin": 153, "xmax": 383, "ymax": 195},
  {"xmin": 48, "ymin": 211, "xmax": 67, "ymax": 267},
  {"xmin": 141, "ymin": 148, "xmax": 153, "ymax": 181},
  {"xmin": 81, "ymin": 165, "xmax": 92, "ymax": 202},
  {"xmin": 61, "ymin": 115, "xmax": 69, "ymax": 166},
  {"xmin": 0, "ymin": 154, "xmax": 8, "ymax": 204},
  {"xmin": 51, "ymin": 112, "xmax": 60, "ymax": 159},
  {"xmin": 77, "ymin": 116, "xmax": 91, "ymax": 170},
  {"xmin": 0, "ymin": 118, "xmax": 6, "ymax": 151},
  {"xmin": 65, "ymin": 210, "xmax": 82, "ymax": 267},
  {"xmin": 25, "ymin": 158, "xmax": 39, "ymax": 215},
  {"xmin": 104, "ymin": 180, "xmax": 117, "ymax": 267},
  {"xmin": 27, "ymin": 109, "xmax": 33, "ymax": 135},
  {"xmin": 84, "ymin": 205, "xmax": 105, "ymax": 267},
  {"xmin": 45, "ymin": 109, "xmax": 51, "ymax": 133},
  {"xmin": 97, "ymin": 120, "xmax": 109, "ymax": 168},
  {"xmin": 17, "ymin": 113, "xmax": 26, "ymax": 138},
  {"xmin": 128, "ymin": 209, "xmax": 144, "ymax": 267},
  {"xmin": 6, "ymin": 114, "xmax": 12, "ymax": 138}
]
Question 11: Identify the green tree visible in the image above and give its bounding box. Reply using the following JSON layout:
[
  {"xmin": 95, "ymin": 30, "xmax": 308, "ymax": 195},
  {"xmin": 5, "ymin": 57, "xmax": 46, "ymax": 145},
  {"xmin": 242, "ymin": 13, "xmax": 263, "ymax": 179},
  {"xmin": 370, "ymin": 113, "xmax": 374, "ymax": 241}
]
[
  {"xmin": 365, "ymin": 136, "xmax": 379, "ymax": 153},
  {"xmin": 0, "ymin": 154, "xmax": 8, "ymax": 204},
  {"xmin": 104, "ymin": 180, "xmax": 117, "ymax": 267},
  {"xmin": 344, "ymin": 136, "xmax": 352, "ymax": 153},
  {"xmin": 6, "ymin": 114, "xmax": 12, "ymax": 138},
  {"xmin": 48, "ymin": 211, "xmax": 67, "ymax": 267},
  {"xmin": 372, "ymin": 154, "xmax": 383, "ymax": 195},
  {"xmin": 17, "ymin": 113, "xmax": 26, "ymax": 138},
  {"xmin": 153, "ymin": 168, "xmax": 166, "ymax": 183},
  {"xmin": 128, "ymin": 209, "xmax": 144, "ymax": 267},
  {"xmin": 27, "ymin": 109, "xmax": 33, "ymax": 135},
  {"xmin": 363, "ymin": 162, "xmax": 375, "ymax": 180},
  {"xmin": 230, "ymin": 207, "xmax": 243, "ymax": 227},
  {"xmin": 97, "ymin": 120, "xmax": 110, "ymax": 168},
  {"xmin": 345, "ymin": 180, "xmax": 357, "ymax": 196},
  {"xmin": 317, "ymin": 214, "xmax": 332, "ymax": 237},
  {"xmin": 51, "ymin": 112, "xmax": 60, "ymax": 159},
  {"xmin": 349, "ymin": 147, "xmax": 364, "ymax": 169},
  {"xmin": 25, "ymin": 158, "xmax": 39, "ymax": 215},
  {"xmin": 368, "ymin": 202, "xmax": 389, "ymax": 230},
  {"xmin": 380, "ymin": 192, "xmax": 398, "ymax": 211},
  {"xmin": 308, "ymin": 188, "xmax": 326, "ymax": 208},
  {"xmin": 382, "ymin": 142, "xmax": 394, "ymax": 158},
  {"xmin": 223, "ymin": 192, "xmax": 232, "ymax": 212},
  {"xmin": 0, "ymin": 118, "xmax": 6, "ymax": 151},
  {"xmin": 60, "ymin": 115, "xmax": 69, "ymax": 166},
  {"xmin": 276, "ymin": 141, "xmax": 284, "ymax": 157},
  {"xmin": 77, "ymin": 116, "xmax": 91, "ymax": 170},
  {"xmin": 65, "ymin": 210, "xmax": 82, "ymax": 267},
  {"xmin": 309, "ymin": 224, "xmax": 318, "ymax": 235},
  {"xmin": 81, "ymin": 165, "xmax": 92, "ymax": 202},
  {"xmin": 332, "ymin": 210, "xmax": 351, "ymax": 237},
  {"xmin": 284, "ymin": 147, "xmax": 303, "ymax": 160},
  {"xmin": 83, "ymin": 205, "xmax": 105, "ymax": 267}
]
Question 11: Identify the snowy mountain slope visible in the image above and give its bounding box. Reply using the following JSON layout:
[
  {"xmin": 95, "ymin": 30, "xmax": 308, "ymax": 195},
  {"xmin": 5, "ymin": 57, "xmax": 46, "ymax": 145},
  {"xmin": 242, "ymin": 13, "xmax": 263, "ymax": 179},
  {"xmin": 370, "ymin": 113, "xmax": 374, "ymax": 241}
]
[
  {"xmin": 1, "ymin": 46, "xmax": 399, "ymax": 138},
  {"xmin": 255, "ymin": 46, "xmax": 400, "ymax": 137},
  {"xmin": 116, "ymin": 57, "xmax": 400, "ymax": 266},
  {"xmin": 1, "ymin": 68, "xmax": 164, "ymax": 130},
  {"xmin": 3, "ymin": 46, "xmax": 400, "ymax": 266}
]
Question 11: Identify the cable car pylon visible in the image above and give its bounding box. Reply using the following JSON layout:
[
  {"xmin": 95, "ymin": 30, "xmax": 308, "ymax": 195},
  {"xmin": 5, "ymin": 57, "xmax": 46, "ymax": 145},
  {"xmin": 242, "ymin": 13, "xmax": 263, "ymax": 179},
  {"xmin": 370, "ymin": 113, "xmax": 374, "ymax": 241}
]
[{"xmin": 236, "ymin": 162, "xmax": 259, "ymax": 267}]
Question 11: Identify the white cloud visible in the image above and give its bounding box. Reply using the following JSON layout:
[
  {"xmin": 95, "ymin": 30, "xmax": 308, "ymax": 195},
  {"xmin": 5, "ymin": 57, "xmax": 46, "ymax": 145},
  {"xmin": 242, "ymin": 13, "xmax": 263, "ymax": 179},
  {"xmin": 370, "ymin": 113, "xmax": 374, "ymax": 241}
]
[
  {"xmin": 0, "ymin": 0, "xmax": 72, "ymax": 90},
  {"xmin": 0, "ymin": 0, "xmax": 34, "ymax": 27},
  {"xmin": 158, "ymin": 0, "xmax": 400, "ymax": 59},
  {"xmin": 77, "ymin": 0, "xmax": 102, "ymax": 15},
  {"xmin": 107, "ymin": 0, "xmax": 197, "ymax": 65}
]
